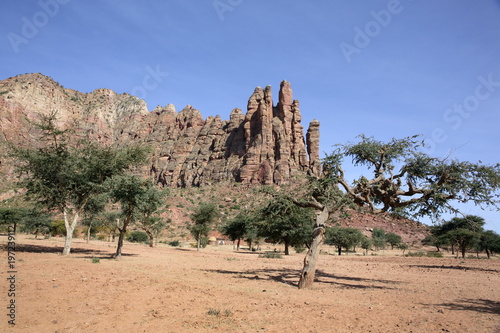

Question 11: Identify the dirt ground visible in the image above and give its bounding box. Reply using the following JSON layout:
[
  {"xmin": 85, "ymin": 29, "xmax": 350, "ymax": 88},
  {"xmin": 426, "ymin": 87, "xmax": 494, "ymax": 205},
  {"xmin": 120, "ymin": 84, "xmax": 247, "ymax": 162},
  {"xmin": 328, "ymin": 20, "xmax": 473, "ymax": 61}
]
[{"xmin": 1, "ymin": 235, "xmax": 499, "ymax": 333}]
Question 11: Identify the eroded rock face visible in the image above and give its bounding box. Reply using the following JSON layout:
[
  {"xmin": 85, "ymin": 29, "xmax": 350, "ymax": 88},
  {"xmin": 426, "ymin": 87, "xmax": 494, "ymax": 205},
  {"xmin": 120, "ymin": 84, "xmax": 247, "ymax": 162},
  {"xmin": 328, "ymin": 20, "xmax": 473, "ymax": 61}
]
[{"xmin": 0, "ymin": 73, "xmax": 321, "ymax": 187}]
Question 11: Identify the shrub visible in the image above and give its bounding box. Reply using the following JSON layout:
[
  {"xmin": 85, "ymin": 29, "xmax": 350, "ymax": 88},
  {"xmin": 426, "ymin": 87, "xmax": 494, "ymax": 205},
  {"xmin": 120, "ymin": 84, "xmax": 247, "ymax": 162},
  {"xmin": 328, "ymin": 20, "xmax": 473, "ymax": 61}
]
[
  {"xmin": 168, "ymin": 240, "xmax": 181, "ymax": 247},
  {"xmin": 294, "ymin": 246, "xmax": 306, "ymax": 253},
  {"xmin": 406, "ymin": 251, "xmax": 426, "ymax": 257},
  {"xmin": 259, "ymin": 251, "xmax": 283, "ymax": 259},
  {"xmin": 127, "ymin": 231, "xmax": 149, "ymax": 243},
  {"xmin": 92, "ymin": 257, "xmax": 100, "ymax": 264},
  {"xmin": 426, "ymin": 251, "xmax": 444, "ymax": 258}
]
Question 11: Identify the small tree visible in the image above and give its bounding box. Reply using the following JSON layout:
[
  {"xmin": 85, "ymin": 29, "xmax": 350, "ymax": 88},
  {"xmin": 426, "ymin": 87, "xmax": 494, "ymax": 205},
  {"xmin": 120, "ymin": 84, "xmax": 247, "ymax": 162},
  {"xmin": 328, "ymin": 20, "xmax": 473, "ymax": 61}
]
[
  {"xmin": 361, "ymin": 237, "xmax": 372, "ymax": 255},
  {"xmin": 135, "ymin": 185, "xmax": 167, "ymax": 247},
  {"xmin": 386, "ymin": 232, "xmax": 402, "ymax": 250},
  {"xmin": 448, "ymin": 229, "xmax": 480, "ymax": 258},
  {"xmin": 256, "ymin": 196, "xmax": 314, "ymax": 255},
  {"xmin": 325, "ymin": 226, "xmax": 364, "ymax": 255},
  {"xmin": 20, "ymin": 209, "xmax": 52, "ymax": 238},
  {"xmin": 422, "ymin": 233, "xmax": 449, "ymax": 252},
  {"xmin": 188, "ymin": 203, "xmax": 218, "ymax": 251},
  {"xmin": 10, "ymin": 113, "xmax": 147, "ymax": 255},
  {"xmin": 221, "ymin": 211, "xmax": 254, "ymax": 251},
  {"xmin": 0, "ymin": 207, "xmax": 30, "ymax": 233},
  {"xmin": 398, "ymin": 243, "xmax": 409, "ymax": 256},
  {"xmin": 479, "ymin": 230, "xmax": 500, "ymax": 259},
  {"xmin": 372, "ymin": 227, "xmax": 387, "ymax": 250},
  {"xmin": 109, "ymin": 175, "xmax": 152, "ymax": 258}
]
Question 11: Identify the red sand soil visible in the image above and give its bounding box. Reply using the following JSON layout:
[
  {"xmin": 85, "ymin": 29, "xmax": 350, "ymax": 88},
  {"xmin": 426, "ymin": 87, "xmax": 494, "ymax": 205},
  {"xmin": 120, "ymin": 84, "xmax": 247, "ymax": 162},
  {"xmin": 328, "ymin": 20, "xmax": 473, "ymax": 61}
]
[{"xmin": 1, "ymin": 235, "xmax": 499, "ymax": 333}]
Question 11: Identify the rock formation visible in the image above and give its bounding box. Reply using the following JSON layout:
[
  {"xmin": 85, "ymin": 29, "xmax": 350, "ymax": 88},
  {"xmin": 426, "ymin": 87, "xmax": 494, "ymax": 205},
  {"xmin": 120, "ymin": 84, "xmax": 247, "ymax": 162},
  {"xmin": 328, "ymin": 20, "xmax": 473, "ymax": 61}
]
[{"xmin": 0, "ymin": 73, "xmax": 321, "ymax": 187}]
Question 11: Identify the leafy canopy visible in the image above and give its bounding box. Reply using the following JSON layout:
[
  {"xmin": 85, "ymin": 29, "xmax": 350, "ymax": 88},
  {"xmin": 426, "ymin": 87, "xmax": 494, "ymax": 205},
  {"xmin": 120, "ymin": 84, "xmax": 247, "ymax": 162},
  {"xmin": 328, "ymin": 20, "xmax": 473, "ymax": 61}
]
[{"xmin": 323, "ymin": 134, "xmax": 500, "ymax": 219}]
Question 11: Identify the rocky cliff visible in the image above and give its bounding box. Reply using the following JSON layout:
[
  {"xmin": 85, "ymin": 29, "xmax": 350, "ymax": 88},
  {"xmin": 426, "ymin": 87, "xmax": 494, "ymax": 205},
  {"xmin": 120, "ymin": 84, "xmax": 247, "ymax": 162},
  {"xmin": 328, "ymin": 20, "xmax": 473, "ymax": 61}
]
[{"xmin": 0, "ymin": 74, "xmax": 320, "ymax": 187}]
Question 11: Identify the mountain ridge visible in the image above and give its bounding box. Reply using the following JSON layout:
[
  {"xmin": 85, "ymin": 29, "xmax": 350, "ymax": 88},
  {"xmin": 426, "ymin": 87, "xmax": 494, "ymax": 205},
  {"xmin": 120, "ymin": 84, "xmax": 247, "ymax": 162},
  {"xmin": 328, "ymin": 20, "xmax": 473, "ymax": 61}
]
[{"xmin": 0, "ymin": 73, "xmax": 320, "ymax": 187}]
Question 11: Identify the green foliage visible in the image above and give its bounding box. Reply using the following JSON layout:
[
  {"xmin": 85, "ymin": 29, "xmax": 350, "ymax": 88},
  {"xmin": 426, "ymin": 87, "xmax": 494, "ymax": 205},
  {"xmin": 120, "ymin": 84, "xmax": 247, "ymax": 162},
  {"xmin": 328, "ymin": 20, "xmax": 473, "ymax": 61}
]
[
  {"xmin": 447, "ymin": 229, "xmax": 480, "ymax": 258},
  {"xmin": 50, "ymin": 219, "xmax": 70, "ymax": 237},
  {"xmin": 255, "ymin": 196, "xmax": 314, "ymax": 255},
  {"xmin": 294, "ymin": 246, "xmax": 306, "ymax": 253},
  {"xmin": 168, "ymin": 240, "xmax": 181, "ymax": 247},
  {"xmin": 220, "ymin": 211, "xmax": 255, "ymax": 250},
  {"xmin": 127, "ymin": 230, "xmax": 149, "ymax": 243},
  {"xmin": 372, "ymin": 227, "xmax": 387, "ymax": 250},
  {"xmin": 92, "ymin": 257, "xmax": 100, "ymax": 264},
  {"xmin": 361, "ymin": 237, "xmax": 372, "ymax": 255},
  {"xmin": 190, "ymin": 202, "xmax": 218, "ymax": 225},
  {"xmin": 325, "ymin": 226, "xmax": 364, "ymax": 255},
  {"xmin": 188, "ymin": 203, "xmax": 218, "ymax": 250},
  {"xmin": 478, "ymin": 230, "xmax": 500, "ymax": 258},
  {"xmin": 259, "ymin": 251, "xmax": 283, "ymax": 259},
  {"xmin": 386, "ymin": 232, "xmax": 402, "ymax": 249},
  {"xmin": 9, "ymin": 113, "xmax": 148, "ymax": 255},
  {"xmin": 430, "ymin": 215, "xmax": 489, "ymax": 258},
  {"xmin": 135, "ymin": 185, "xmax": 168, "ymax": 247},
  {"xmin": 406, "ymin": 251, "xmax": 443, "ymax": 258},
  {"xmin": 19, "ymin": 208, "xmax": 52, "ymax": 237},
  {"xmin": 323, "ymin": 134, "xmax": 500, "ymax": 220}
]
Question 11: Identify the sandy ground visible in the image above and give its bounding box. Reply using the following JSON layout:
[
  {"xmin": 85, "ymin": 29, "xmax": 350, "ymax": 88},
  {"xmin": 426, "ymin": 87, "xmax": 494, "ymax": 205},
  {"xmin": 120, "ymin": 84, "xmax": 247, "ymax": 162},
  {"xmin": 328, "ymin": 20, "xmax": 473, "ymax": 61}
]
[{"xmin": 1, "ymin": 235, "xmax": 499, "ymax": 333}]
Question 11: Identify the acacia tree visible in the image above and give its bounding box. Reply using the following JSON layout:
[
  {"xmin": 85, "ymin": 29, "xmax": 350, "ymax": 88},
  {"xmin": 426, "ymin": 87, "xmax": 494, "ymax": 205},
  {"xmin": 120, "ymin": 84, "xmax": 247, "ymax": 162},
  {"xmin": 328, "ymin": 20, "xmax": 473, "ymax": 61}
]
[
  {"xmin": 295, "ymin": 135, "xmax": 499, "ymax": 289},
  {"xmin": 386, "ymin": 232, "xmax": 402, "ymax": 250},
  {"xmin": 11, "ymin": 114, "xmax": 147, "ymax": 255},
  {"xmin": 325, "ymin": 226, "xmax": 364, "ymax": 255},
  {"xmin": 132, "ymin": 184, "xmax": 167, "ymax": 247},
  {"xmin": 19, "ymin": 208, "xmax": 52, "ymax": 239},
  {"xmin": 109, "ymin": 175, "xmax": 154, "ymax": 258},
  {"xmin": 256, "ymin": 196, "xmax": 314, "ymax": 255},
  {"xmin": 479, "ymin": 230, "xmax": 500, "ymax": 259},
  {"xmin": 0, "ymin": 207, "xmax": 29, "ymax": 233},
  {"xmin": 188, "ymin": 202, "xmax": 218, "ymax": 251},
  {"xmin": 221, "ymin": 211, "xmax": 254, "ymax": 251}
]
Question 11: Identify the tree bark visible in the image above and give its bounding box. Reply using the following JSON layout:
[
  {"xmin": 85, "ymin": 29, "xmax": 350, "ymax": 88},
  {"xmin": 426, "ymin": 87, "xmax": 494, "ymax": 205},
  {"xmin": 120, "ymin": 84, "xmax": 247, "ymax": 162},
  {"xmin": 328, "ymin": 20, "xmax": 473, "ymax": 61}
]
[
  {"xmin": 236, "ymin": 238, "xmax": 240, "ymax": 251},
  {"xmin": 298, "ymin": 207, "xmax": 328, "ymax": 289},
  {"xmin": 114, "ymin": 228, "xmax": 126, "ymax": 259},
  {"xmin": 62, "ymin": 209, "xmax": 79, "ymax": 255},
  {"xmin": 146, "ymin": 230, "xmax": 154, "ymax": 247},
  {"xmin": 86, "ymin": 220, "xmax": 93, "ymax": 243},
  {"xmin": 113, "ymin": 218, "xmax": 130, "ymax": 259},
  {"xmin": 284, "ymin": 239, "xmax": 289, "ymax": 256}
]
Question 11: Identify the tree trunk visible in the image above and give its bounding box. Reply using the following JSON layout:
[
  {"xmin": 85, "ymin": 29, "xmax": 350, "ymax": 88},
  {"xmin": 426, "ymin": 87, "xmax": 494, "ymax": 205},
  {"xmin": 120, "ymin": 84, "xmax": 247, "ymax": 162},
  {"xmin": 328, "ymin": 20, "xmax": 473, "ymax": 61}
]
[
  {"xmin": 298, "ymin": 207, "xmax": 328, "ymax": 289},
  {"xmin": 461, "ymin": 246, "xmax": 466, "ymax": 259},
  {"xmin": 86, "ymin": 220, "xmax": 93, "ymax": 243},
  {"xmin": 62, "ymin": 209, "xmax": 79, "ymax": 256},
  {"xmin": 338, "ymin": 246, "xmax": 342, "ymax": 256},
  {"xmin": 236, "ymin": 238, "xmax": 240, "ymax": 251},
  {"xmin": 284, "ymin": 239, "xmax": 289, "ymax": 256},
  {"xmin": 113, "ymin": 218, "xmax": 130, "ymax": 259},
  {"xmin": 197, "ymin": 232, "xmax": 201, "ymax": 251},
  {"xmin": 146, "ymin": 230, "xmax": 154, "ymax": 248}
]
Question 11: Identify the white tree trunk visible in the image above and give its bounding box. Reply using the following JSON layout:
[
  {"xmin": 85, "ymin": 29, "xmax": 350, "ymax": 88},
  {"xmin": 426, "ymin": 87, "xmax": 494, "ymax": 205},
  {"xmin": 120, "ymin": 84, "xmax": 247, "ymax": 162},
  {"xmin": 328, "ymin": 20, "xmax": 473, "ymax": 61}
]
[{"xmin": 62, "ymin": 208, "xmax": 79, "ymax": 255}]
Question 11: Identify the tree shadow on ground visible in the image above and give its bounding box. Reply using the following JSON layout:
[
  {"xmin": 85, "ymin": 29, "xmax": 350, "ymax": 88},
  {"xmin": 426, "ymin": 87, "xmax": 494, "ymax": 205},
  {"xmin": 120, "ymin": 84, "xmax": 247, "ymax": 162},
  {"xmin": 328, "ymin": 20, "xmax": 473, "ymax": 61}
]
[
  {"xmin": 409, "ymin": 265, "xmax": 499, "ymax": 273},
  {"xmin": 204, "ymin": 268, "xmax": 401, "ymax": 289},
  {"xmin": 426, "ymin": 299, "xmax": 500, "ymax": 315},
  {"xmin": 8, "ymin": 244, "xmax": 137, "ymax": 258}
]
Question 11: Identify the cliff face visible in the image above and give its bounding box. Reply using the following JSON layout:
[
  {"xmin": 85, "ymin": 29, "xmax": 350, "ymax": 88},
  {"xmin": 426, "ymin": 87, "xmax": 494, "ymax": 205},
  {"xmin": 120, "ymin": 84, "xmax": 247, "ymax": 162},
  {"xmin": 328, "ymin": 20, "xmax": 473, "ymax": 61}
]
[{"xmin": 0, "ymin": 73, "xmax": 320, "ymax": 187}]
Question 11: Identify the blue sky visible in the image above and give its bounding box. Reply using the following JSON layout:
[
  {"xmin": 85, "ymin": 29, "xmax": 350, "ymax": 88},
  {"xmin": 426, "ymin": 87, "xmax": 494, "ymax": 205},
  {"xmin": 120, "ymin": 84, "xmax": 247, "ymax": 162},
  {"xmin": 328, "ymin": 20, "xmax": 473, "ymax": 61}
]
[{"xmin": 1, "ymin": 0, "xmax": 499, "ymax": 232}]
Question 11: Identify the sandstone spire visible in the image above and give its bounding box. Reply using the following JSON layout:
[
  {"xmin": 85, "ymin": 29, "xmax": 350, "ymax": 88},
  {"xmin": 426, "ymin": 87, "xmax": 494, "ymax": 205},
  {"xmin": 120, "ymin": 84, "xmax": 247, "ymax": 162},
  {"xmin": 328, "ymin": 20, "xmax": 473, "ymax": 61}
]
[{"xmin": 0, "ymin": 74, "xmax": 321, "ymax": 187}]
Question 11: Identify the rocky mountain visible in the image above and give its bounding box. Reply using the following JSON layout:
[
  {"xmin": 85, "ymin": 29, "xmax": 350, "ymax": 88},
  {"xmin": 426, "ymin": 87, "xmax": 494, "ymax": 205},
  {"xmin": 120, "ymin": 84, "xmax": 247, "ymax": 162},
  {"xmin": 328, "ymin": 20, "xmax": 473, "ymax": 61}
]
[{"xmin": 0, "ymin": 73, "xmax": 320, "ymax": 187}]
